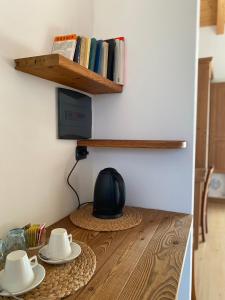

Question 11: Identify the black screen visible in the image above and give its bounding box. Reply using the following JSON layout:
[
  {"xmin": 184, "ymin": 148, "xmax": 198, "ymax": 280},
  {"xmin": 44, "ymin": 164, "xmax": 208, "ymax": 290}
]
[{"xmin": 58, "ymin": 88, "xmax": 92, "ymax": 139}]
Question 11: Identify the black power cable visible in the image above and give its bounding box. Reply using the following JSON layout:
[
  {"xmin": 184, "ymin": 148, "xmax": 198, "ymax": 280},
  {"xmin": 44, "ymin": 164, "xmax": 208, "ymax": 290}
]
[
  {"xmin": 67, "ymin": 159, "xmax": 93, "ymax": 209},
  {"xmin": 67, "ymin": 160, "xmax": 81, "ymax": 209}
]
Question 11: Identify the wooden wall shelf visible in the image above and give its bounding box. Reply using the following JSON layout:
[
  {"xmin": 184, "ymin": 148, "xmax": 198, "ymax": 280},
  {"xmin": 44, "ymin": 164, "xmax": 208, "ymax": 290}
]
[
  {"xmin": 77, "ymin": 139, "xmax": 187, "ymax": 149},
  {"xmin": 15, "ymin": 54, "xmax": 123, "ymax": 95}
]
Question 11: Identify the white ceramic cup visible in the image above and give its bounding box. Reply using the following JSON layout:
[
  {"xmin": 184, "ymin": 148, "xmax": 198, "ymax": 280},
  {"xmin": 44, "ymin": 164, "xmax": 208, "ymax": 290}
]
[
  {"xmin": 1, "ymin": 250, "xmax": 38, "ymax": 293},
  {"xmin": 47, "ymin": 228, "xmax": 72, "ymax": 260}
]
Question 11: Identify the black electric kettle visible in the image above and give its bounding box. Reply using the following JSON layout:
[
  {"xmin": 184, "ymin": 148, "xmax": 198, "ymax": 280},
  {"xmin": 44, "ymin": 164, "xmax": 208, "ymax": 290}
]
[{"xmin": 93, "ymin": 168, "xmax": 125, "ymax": 219}]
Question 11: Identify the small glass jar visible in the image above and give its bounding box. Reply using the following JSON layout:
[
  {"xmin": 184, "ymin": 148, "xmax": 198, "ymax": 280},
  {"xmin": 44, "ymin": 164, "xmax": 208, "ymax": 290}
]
[
  {"xmin": 5, "ymin": 228, "xmax": 26, "ymax": 255},
  {"xmin": 0, "ymin": 239, "xmax": 6, "ymax": 269}
]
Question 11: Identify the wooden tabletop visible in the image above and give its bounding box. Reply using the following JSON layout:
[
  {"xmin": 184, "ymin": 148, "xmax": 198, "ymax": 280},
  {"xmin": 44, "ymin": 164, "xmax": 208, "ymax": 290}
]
[{"xmin": 44, "ymin": 207, "xmax": 192, "ymax": 300}]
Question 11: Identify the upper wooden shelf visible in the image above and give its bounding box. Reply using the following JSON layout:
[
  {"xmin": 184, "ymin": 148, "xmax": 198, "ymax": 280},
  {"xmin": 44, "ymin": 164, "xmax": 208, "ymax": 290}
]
[
  {"xmin": 77, "ymin": 139, "xmax": 187, "ymax": 149},
  {"xmin": 15, "ymin": 54, "xmax": 123, "ymax": 95}
]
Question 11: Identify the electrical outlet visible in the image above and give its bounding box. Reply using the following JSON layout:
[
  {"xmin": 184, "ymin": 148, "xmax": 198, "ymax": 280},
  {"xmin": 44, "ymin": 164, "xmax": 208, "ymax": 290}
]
[{"xmin": 76, "ymin": 146, "xmax": 89, "ymax": 160}]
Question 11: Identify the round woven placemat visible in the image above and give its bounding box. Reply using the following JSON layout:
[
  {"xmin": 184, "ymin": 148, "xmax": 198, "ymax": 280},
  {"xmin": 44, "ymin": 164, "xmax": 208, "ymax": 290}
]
[
  {"xmin": 20, "ymin": 241, "xmax": 96, "ymax": 300},
  {"xmin": 70, "ymin": 204, "xmax": 142, "ymax": 231}
]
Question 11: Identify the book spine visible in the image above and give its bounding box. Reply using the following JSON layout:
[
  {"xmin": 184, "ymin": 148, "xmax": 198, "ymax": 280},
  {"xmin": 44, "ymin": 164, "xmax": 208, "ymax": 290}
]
[
  {"xmin": 106, "ymin": 39, "xmax": 116, "ymax": 81},
  {"xmin": 94, "ymin": 40, "xmax": 103, "ymax": 73},
  {"xmin": 100, "ymin": 42, "xmax": 109, "ymax": 78},
  {"xmin": 79, "ymin": 37, "xmax": 86, "ymax": 66},
  {"xmin": 52, "ymin": 34, "xmax": 77, "ymax": 61},
  {"xmin": 118, "ymin": 39, "xmax": 125, "ymax": 84},
  {"xmin": 99, "ymin": 42, "xmax": 105, "ymax": 75},
  {"xmin": 84, "ymin": 37, "xmax": 91, "ymax": 68},
  {"xmin": 113, "ymin": 38, "xmax": 125, "ymax": 84},
  {"xmin": 113, "ymin": 39, "xmax": 120, "ymax": 83},
  {"xmin": 73, "ymin": 36, "xmax": 81, "ymax": 63},
  {"xmin": 89, "ymin": 38, "xmax": 97, "ymax": 71}
]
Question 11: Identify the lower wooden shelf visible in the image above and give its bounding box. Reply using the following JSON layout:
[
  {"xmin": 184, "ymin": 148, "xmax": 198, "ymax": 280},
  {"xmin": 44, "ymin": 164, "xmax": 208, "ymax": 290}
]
[{"xmin": 77, "ymin": 139, "xmax": 187, "ymax": 149}]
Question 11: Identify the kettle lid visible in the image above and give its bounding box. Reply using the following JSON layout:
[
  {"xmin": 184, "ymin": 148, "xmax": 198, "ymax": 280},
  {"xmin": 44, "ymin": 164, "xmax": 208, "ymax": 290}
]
[{"xmin": 99, "ymin": 167, "xmax": 119, "ymax": 174}]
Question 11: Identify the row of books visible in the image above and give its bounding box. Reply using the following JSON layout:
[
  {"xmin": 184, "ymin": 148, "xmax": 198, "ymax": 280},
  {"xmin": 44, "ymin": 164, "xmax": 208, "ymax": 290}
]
[{"xmin": 52, "ymin": 34, "xmax": 125, "ymax": 84}]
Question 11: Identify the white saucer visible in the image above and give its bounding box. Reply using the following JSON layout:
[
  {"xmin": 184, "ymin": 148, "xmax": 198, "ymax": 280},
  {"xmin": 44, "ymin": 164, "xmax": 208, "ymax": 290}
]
[
  {"xmin": 0, "ymin": 264, "xmax": 45, "ymax": 296},
  {"xmin": 38, "ymin": 242, "xmax": 82, "ymax": 265}
]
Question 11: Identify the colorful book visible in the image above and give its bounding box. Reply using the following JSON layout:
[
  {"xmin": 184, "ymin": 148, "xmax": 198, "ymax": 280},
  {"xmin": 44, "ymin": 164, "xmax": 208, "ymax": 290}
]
[
  {"xmin": 100, "ymin": 42, "xmax": 109, "ymax": 78},
  {"xmin": 94, "ymin": 40, "xmax": 103, "ymax": 73},
  {"xmin": 73, "ymin": 36, "xmax": 81, "ymax": 63},
  {"xmin": 113, "ymin": 37, "xmax": 125, "ymax": 84},
  {"xmin": 118, "ymin": 39, "xmax": 125, "ymax": 84},
  {"xmin": 106, "ymin": 39, "xmax": 116, "ymax": 81},
  {"xmin": 79, "ymin": 37, "xmax": 86, "ymax": 66},
  {"xmin": 89, "ymin": 38, "xmax": 97, "ymax": 71},
  {"xmin": 83, "ymin": 37, "xmax": 91, "ymax": 68},
  {"xmin": 52, "ymin": 34, "xmax": 77, "ymax": 60},
  {"xmin": 113, "ymin": 39, "xmax": 120, "ymax": 83}
]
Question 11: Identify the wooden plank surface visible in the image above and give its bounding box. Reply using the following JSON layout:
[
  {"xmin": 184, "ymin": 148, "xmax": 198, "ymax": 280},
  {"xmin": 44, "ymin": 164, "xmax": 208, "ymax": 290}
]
[
  {"xmin": 194, "ymin": 167, "xmax": 208, "ymax": 250},
  {"xmin": 201, "ymin": 0, "xmax": 217, "ymax": 27},
  {"xmin": 201, "ymin": 0, "xmax": 225, "ymax": 30},
  {"xmin": 194, "ymin": 57, "xmax": 213, "ymax": 251},
  {"xmin": 209, "ymin": 82, "xmax": 225, "ymax": 173},
  {"xmin": 195, "ymin": 57, "xmax": 213, "ymax": 169},
  {"xmin": 15, "ymin": 54, "xmax": 123, "ymax": 95},
  {"xmin": 195, "ymin": 201, "xmax": 225, "ymax": 299},
  {"xmin": 217, "ymin": 0, "xmax": 225, "ymax": 33},
  {"xmin": 195, "ymin": 168, "xmax": 208, "ymax": 183},
  {"xmin": 39, "ymin": 208, "xmax": 192, "ymax": 300},
  {"xmin": 194, "ymin": 180, "xmax": 205, "ymax": 250},
  {"xmin": 117, "ymin": 214, "xmax": 191, "ymax": 300},
  {"xmin": 77, "ymin": 139, "xmax": 187, "ymax": 149}
]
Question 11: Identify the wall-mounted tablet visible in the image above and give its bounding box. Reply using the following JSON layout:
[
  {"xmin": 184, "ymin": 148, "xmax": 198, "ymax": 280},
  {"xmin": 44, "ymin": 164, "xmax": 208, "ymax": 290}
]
[{"xmin": 58, "ymin": 88, "xmax": 92, "ymax": 140}]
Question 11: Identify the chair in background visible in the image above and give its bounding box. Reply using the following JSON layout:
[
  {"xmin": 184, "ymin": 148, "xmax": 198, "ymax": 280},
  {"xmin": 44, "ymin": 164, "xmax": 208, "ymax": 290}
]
[{"xmin": 201, "ymin": 166, "xmax": 214, "ymax": 242}]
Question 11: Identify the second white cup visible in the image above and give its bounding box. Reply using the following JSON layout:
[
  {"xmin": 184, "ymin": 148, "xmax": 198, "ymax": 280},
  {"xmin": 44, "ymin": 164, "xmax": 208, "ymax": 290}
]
[
  {"xmin": 47, "ymin": 228, "xmax": 72, "ymax": 259},
  {"xmin": 0, "ymin": 250, "xmax": 38, "ymax": 293}
]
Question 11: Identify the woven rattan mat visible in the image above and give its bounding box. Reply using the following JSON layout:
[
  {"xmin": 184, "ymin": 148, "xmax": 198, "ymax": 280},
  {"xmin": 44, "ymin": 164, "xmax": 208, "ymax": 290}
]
[
  {"xmin": 70, "ymin": 204, "xmax": 142, "ymax": 231},
  {"xmin": 0, "ymin": 241, "xmax": 96, "ymax": 300}
]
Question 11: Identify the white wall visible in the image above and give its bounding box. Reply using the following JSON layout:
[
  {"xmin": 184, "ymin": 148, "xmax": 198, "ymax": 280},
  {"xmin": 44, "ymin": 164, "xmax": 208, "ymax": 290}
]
[
  {"xmin": 84, "ymin": 1, "xmax": 199, "ymax": 299},
  {"xmin": 90, "ymin": 0, "xmax": 198, "ymax": 213},
  {"xmin": 200, "ymin": 27, "xmax": 225, "ymax": 81},
  {"xmin": 0, "ymin": 0, "xmax": 93, "ymax": 237}
]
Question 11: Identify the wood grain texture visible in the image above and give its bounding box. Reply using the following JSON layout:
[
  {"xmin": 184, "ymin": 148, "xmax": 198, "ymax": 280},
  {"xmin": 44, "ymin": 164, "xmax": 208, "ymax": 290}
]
[
  {"xmin": 201, "ymin": 166, "xmax": 214, "ymax": 242},
  {"xmin": 195, "ymin": 200, "xmax": 225, "ymax": 300},
  {"xmin": 217, "ymin": 0, "xmax": 225, "ymax": 33},
  {"xmin": 77, "ymin": 139, "xmax": 187, "ymax": 149},
  {"xmin": 117, "ymin": 214, "xmax": 191, "ymax": 300},
  {"xmin": 209, "ymin": 82, "xmax": 225, "ymax": 172},
  {"xmin": 192, "ymin": 247, "xmax": 197, "ymax": 300},
  {"xmin": 195, "ymin": 168, "xmax": 208, "ymax": 183},
  {"xmin": 201, "ymin": 0, "xmax": 225, "ymax": 29},
  {"xmin": 195, "ymin": 57, "xmax": 213, "ymax": 169},
  {"xmin": 39, "ymin": 208, "xmax": 192, "ymax": 300},
  {"xmin": 194, "ymin": 168, "xmax": 208, "ymax": 250},
  {"xmin": 194, "ymin": 180, "xmax": 205, "ymax": 250},
  {"xmin": 15, "ymin": 54, "xmax": 123, "ymax": 95},
  {"xmin": 201, "ymin": 0, "xmax": 218, "ymax": 26},
  {"xmin": 194, "ymin": 57, "xmax": 213, "ymax": 251}
]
